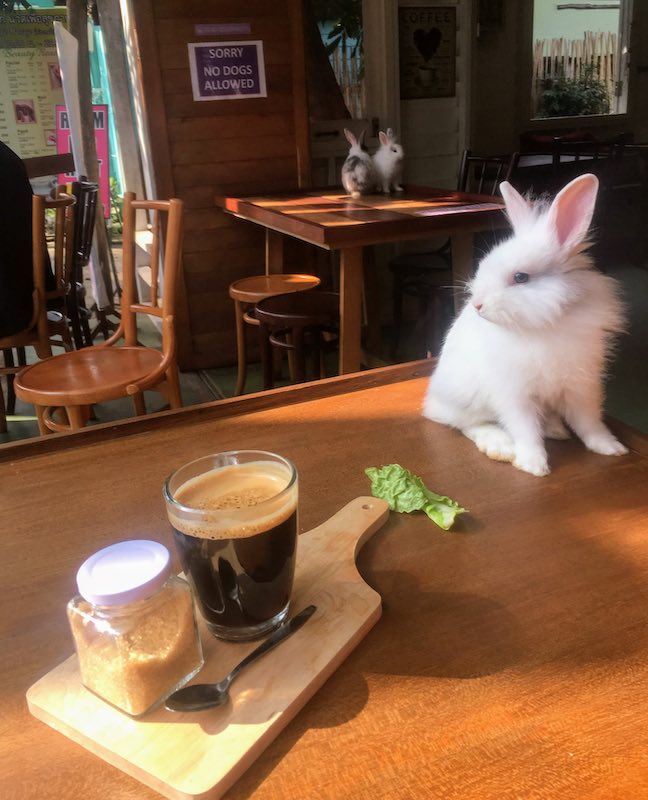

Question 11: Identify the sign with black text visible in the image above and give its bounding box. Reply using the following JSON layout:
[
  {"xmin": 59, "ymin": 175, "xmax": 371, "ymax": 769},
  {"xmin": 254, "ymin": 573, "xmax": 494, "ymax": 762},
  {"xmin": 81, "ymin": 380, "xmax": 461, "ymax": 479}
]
[
  {"xmin": 398, "ymin": 7, "xmax": 456, "ymax": 99},
  {"xmin": 188, "ymin": 40, "xmax": 266, "ymax": 101}
]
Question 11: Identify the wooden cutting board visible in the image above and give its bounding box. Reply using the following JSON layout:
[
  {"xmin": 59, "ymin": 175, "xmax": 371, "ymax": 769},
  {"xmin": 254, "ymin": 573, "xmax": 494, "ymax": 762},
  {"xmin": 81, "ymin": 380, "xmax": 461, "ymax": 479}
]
[{"xmin": 27, "ymin": 496, "xmax": 390, "ymax": 800}]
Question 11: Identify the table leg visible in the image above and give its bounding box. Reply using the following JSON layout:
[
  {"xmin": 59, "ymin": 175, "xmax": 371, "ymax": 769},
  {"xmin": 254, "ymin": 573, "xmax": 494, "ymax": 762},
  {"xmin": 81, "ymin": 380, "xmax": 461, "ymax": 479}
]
[
  {"xmin": 339, "ymin": 246, "xmax": 363, "ymax": 374},
  {"xmin": 265, "ymin": 230, "xmax": 284, "ymax": 275},
  {"xmin": 450, "ymin": 231, "xmax": 474, "ymax": 313},
  {"xmin": 363, "ymin": 247, "xmax": 382, "ymax": 357}
]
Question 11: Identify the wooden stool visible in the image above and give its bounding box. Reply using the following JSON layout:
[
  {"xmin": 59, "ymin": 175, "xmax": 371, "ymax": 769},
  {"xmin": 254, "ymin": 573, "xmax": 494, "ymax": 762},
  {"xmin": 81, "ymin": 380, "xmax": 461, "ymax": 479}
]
[
  {"xmin": 229, "ymin": 274, "xmax": 320, "ymax": 395},
  {"xmin": 254, "ymin": 291, "xmax": 339, "ymax": 390}
]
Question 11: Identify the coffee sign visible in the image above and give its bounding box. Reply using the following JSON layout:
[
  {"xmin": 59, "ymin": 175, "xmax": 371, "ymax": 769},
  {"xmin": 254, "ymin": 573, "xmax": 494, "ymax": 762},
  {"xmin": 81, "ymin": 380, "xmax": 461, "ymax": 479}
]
[
  {"xmin": 188, "ymin": 40, "xmax": 267, "ymax": 102},
  {"xmin": 398, "ymin": 7, "xmax": 456, "ymax": 99}
]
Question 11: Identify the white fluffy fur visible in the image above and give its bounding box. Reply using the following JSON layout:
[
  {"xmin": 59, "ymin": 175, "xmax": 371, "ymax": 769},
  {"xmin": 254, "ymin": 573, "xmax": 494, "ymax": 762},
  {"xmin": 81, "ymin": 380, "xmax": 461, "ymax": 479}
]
[
  {"xmin": 422, "ymin": 173, "xmax": 627, "ymax": 476},
  {"xmin": 372, "ymin": 128, "xmax": 404, "ymax": 194},
  {"xmin": 341, "ymin": 128, "xmax": 376, "ymax": 199}
]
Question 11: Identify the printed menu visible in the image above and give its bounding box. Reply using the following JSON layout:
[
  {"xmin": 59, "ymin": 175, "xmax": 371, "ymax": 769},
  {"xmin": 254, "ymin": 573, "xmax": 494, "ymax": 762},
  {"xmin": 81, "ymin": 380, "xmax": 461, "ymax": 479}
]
[{"xmin": 0, "ymin": 8, "xmax": 67, "ymax": 158}]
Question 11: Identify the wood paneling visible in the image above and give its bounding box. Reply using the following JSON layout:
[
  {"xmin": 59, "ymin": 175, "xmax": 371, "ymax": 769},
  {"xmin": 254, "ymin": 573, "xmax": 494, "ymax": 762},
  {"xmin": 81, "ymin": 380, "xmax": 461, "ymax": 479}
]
[
  {"xmin": 172, "ymin": 158, "xmax": 299, "ymax": 190},
  {"xmin": 167, "ymin": 114, "xmax": 294, "ymax": 143},
  {"xmin": 131, "ymin": 0, "xmax": 309, "ymax": 369}
]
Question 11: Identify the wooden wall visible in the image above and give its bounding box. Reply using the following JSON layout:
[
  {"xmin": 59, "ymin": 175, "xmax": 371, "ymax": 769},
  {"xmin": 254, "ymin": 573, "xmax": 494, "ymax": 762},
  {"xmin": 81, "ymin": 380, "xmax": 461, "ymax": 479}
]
[{"xmin": 129, "ymin": 0, "xmax": 309, "ymax": 370}]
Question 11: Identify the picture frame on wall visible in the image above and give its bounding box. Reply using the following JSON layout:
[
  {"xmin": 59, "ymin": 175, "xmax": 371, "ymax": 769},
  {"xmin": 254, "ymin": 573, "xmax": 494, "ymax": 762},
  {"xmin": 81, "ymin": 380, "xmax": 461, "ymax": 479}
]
[{"xmin": 398, "ymin": 6, "xmax": 457, "ymax": 99}]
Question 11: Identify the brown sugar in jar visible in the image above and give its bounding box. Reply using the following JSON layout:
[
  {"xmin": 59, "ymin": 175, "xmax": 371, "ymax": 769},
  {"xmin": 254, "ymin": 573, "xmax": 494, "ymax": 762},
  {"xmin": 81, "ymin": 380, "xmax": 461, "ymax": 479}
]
[{"xmin": 67, "ymin": 540, "xmax": 203, "ymax": 717}]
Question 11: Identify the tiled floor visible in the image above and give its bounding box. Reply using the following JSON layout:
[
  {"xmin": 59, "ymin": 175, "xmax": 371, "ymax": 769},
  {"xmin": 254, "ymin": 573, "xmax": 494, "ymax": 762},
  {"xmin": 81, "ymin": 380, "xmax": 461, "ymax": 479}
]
[{"xmin": 2, "ymin": 260, "xmax": 647, "ymax": 443}]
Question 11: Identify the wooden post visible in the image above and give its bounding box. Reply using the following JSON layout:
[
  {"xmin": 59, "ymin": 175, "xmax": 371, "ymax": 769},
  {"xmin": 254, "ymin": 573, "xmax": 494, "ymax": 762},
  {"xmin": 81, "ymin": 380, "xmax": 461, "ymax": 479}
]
[
  {"xmin": 67, "ymin": 0, "xmax": 115, "ymax": 309},
  {"xmin": 95, "ymin": 0, "xmax": 145, "ymax": 203}
]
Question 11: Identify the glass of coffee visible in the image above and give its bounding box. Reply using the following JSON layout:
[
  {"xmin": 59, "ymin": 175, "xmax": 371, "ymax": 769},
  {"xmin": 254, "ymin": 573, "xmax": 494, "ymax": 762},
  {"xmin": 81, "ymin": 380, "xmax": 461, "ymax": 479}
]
[{"xmin": 163, "ymin": 450, "xmax": 298, "ymax": 642}]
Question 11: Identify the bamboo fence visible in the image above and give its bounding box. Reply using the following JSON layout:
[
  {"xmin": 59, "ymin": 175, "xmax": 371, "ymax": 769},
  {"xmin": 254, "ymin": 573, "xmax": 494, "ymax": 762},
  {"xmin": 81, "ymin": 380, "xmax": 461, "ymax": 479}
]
[
  {"xmin": 330, "ymin": 43, "xmax": 365, "ymax": 120},
  {"xmin": 532, "ymin": 30, "xmax": 617, "ymax": 115}
]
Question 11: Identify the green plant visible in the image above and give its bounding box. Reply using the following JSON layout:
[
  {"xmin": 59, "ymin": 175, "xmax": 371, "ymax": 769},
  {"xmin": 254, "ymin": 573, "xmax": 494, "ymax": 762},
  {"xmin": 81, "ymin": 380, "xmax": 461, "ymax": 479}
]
[
  {"xmin": 311, "ymin": 0, "xmax": 363, "ymax": 63},
  {"xmin": 538, "ymin": 64, "xmax": 610, "ymax": 118},
  {"xmin": 109, "ymin": 177, "xmax": 123, "ymax": 238}
]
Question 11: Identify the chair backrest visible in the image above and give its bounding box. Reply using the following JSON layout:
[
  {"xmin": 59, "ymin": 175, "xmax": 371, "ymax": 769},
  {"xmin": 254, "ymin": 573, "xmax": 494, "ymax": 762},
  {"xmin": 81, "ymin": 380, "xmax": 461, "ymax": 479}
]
[
  {"xmin": 119, "ymin": 192, "xmax": 184, "ymax": 349},
  {"xmin": 70, "ymin": 180, "xmax": 98, "ymax": 278},
  {"xmin": 27, "ymin": 193, "xmax": 74, "ymax": 356},
  {"xmin": 43, "ymin": 192, "xmax": 76, "ymax": 301},
  {"xmin": 457, "ymin": 150, "xmax": 520, "ymax": 195}
]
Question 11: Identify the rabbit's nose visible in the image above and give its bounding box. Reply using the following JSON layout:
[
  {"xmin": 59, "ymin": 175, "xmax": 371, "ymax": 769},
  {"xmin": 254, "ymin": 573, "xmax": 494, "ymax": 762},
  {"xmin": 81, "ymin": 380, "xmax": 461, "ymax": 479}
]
[{"xmin": 473, "ymin": 302, "xmax": 483, "ymax": 312}]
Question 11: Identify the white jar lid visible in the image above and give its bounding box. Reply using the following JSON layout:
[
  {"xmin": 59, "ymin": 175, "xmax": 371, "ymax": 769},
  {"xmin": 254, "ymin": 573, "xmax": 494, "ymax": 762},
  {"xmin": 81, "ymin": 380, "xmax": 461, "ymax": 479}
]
[{"xmin": 76, "ymin": 540, "xmax": 172, "ymax": 606}]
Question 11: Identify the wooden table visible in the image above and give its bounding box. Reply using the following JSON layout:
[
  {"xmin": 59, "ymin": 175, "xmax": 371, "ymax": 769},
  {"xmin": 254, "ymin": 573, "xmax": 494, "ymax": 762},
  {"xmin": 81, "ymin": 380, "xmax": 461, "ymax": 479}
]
[
  {"xmin": 4, "ymin": 361, "xmax": 648, "ymax": 800},
  {"xmin": 219, "ymin": 187, "xmax": 507, "ymax": 374}
]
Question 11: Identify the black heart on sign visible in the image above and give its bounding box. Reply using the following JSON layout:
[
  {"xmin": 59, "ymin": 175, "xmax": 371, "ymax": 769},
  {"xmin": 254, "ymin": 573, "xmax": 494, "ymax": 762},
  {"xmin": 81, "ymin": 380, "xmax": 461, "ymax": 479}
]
[{"xmin": 413, "ymin": 27, "xmax": 442, "ymax": 62}]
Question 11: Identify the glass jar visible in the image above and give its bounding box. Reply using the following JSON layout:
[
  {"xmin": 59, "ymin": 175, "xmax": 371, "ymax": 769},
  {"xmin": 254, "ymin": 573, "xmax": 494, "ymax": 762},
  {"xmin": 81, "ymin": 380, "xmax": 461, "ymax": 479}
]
[{"xmin": 67, "ymin": 539, "xmax": 204, "ymax": 717}]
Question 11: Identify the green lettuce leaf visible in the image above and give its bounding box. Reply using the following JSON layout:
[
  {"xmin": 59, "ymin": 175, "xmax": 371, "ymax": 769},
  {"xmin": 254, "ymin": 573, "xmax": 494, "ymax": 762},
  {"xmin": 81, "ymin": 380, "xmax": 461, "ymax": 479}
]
[{"xmin": 365, "ymin": 464, "xmax": 467, "ymax": 531}]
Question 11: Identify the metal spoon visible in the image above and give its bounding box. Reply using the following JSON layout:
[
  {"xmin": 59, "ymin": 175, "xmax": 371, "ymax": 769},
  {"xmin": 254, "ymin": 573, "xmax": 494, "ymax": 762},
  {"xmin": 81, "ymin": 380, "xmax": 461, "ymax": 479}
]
[{"xmin": 165, "ymin": 604, "xmax": 316, "ymax": 712}]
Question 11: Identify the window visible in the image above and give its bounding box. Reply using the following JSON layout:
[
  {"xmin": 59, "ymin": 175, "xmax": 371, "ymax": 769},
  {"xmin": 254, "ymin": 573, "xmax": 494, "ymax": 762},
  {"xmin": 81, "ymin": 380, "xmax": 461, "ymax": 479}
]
[{"xmin": 531, "ymin": 0, "xmax": 632, "ymax": 119}]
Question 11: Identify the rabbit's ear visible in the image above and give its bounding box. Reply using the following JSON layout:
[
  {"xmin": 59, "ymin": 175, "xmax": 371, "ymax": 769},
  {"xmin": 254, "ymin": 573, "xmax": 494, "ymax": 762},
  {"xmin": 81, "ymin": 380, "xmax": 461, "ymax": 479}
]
[
  {"xmin": 386, "ymin": 128, "xmax": 395, "ymax": 139},
  {"xmin": 358, "ymin": 129, "xmax": 366, "ymax": 145},
  {"xmin": 547, "ymin": 173, "xmax": 599, "ymax": 251},
  {"xmin": 344, "ymin": 128, "xmax": 357, "ymax": 146},
  {"xmin": 379, "ymin": 130, "xmax": 389, "ymax": 146},
  {"xmin": 500, "ymin": 181, "xmax": 533, "ymax": 232}
]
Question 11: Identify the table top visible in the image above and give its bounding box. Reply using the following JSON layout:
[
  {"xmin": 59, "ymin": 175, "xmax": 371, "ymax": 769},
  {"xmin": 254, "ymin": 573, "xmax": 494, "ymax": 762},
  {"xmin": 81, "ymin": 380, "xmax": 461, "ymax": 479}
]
[
  {"xmin": 4, "ymin": 361, "xmax": 648, "ymax": 800},
  {"xmin": 219, "ymin": 185, "xmax": 506, "ymax": 249}
]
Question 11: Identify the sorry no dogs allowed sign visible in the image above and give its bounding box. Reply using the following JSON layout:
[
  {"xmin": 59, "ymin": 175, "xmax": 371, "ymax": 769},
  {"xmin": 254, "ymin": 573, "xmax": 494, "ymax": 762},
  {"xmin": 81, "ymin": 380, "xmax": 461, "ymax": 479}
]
[{"xmin": 188, "ymin": 40, "xmax": 267, "ymax": 101}]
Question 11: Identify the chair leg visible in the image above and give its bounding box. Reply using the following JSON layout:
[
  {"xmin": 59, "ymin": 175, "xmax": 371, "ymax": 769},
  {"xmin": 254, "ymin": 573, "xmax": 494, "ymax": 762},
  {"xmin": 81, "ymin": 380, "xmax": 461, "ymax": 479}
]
[
  {"xmin": 292, "ymin": 328, "xmax": 306, "ymax": 383},
  {"xmin": 166, "ymin": 368, "xmax": 183, "ymax": 408},
  {"xmin": 233, "ymin": 300, "xmax": 248, "ymax": 396},
  {"xmin": 3, "ymin": 349, "xmax": 16, "ymax": 414},
  {"xmin": 61, "ymin": 320, "xmax": 74, "ymax": 352},
  {"xmin": 66, "ymin": 405, "xmax": 87, "ymax": 430},
  {"xmin": 66, "ymin": 291, "xmax": 85, "ymax": 350},
  {"xmin": 132, "ymin": 392, "xmax": 146, "ymax": 416},
  {"xmin": 260, "ymin": 323, "xmax": 274, "ymax": 390},
  {"xmin": 35, "ymin": 405, "xmax": 51, "ymax": 435},
  {"xmin": 0, "ymin": 378, "xmax": 7, "ymax": 433},
  {"xmin": 392, "ymin": 273, "xmax": 404, "ymax": 359}
]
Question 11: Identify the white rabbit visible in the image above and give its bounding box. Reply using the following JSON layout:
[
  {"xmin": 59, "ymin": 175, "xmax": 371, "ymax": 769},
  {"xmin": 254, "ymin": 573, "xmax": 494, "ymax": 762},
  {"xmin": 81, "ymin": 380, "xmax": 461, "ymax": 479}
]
[
  {"xmin": 372, "ymin": 128, "xmax": 404, "ymax": 194},
  {"xmin": 422, "ymin": 173, "xmax": 628, "ymax": 477},
  {"xmin": 341, "ymin": 128, "xmax": 376, "ymax": 199}
]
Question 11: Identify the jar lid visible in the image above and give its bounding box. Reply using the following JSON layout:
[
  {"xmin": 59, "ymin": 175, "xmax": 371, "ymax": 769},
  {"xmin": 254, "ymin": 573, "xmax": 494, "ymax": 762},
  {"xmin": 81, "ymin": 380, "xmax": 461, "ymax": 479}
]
[{"xmin": 76, "ymin": 540, "xmax": 172, "ymax": 606}]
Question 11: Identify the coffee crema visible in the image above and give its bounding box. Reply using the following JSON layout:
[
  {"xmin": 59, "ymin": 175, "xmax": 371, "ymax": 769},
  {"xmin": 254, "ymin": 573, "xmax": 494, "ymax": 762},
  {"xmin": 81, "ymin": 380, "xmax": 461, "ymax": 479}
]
[{"xmin": 168, "ymin": 461, "xmax": 297, "ymax": 540}]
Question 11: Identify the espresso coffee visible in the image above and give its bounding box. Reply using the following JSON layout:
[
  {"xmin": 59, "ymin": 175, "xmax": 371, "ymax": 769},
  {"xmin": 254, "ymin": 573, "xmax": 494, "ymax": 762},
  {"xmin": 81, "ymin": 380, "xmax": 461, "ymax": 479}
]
[{"xmin": 166, "ymin": 459, "xmax": 298, "ymax": 640}]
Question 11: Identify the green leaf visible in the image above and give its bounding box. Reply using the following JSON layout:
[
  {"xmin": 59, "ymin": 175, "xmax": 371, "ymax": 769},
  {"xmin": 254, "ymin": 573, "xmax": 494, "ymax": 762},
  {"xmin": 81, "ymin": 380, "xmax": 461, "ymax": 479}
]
[{"xmin": 365, "ymin": 464, "xmax": 467, "ymax": 531}]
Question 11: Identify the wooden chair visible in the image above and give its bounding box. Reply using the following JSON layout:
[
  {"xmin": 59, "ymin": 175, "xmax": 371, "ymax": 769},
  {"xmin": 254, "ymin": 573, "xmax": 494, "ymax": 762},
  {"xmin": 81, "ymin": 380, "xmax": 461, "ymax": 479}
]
[
  {"xmin": 389, "ymin": 150, "xmax": 519, "ymax": 357},
  {"xmin": 15, "ymin": 192, "xmax": 184, "ymax": 434},
  {"xmin": 44, "ymin": 191, "xmax": 77, "ymax": 352},
  {"xmin": 229, "ymin": 273, "xmax": 321, "ymax": 395},
  {"xmin": 69, "ymin": 179, "xmax": 99, "ymax": 348},
  {"xmin": 0, "ymin": 193, "xmax": 58, "ymax": 431},
  {"xmin": 254, "ymin": 290, "xmax": 339, "ymax": 390}
]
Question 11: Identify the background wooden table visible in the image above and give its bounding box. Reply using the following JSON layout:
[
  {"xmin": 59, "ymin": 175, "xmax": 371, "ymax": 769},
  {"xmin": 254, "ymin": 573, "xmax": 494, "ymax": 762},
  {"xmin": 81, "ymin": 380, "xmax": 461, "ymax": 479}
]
[
  {"xmin": 3, "ymin": 361, "xmax": 648, "ymax": 800},
  {"xmin": 220, "ymin": 187, "xmax": 507, "ymax": 373}
]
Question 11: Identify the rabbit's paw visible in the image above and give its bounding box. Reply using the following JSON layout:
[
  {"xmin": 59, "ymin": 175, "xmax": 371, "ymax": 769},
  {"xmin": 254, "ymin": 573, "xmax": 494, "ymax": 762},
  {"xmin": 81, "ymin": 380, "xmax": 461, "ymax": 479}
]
[
  {"xmin": 513, "ymin": 447, "xmax": 550, "ymax": 477},
  {"xmin": 584, "ymin": 432, "xmax": 628, "ymax": 456},
  {"xmin": 466, "ymin": 425, "xmax": 515, "ymax": 462},
  {"xmin": 545, "ymin": 414, "xmax": 571, "ymax": 440}
]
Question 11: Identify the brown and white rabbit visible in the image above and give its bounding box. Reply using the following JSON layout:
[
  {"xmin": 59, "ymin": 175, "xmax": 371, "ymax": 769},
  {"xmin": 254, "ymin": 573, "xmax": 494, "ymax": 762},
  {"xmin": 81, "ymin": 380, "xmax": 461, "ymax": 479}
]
[
  {"xmin": 372, "ymin": 128, "xmax": 404, "ymax": 194},
  {"xmin": 341, "ymin": 128, "xmax": 375, "ymax": 199},
  {"xmin": 422, "ymin": 173, "xmax": 627, "ymax": 477}
]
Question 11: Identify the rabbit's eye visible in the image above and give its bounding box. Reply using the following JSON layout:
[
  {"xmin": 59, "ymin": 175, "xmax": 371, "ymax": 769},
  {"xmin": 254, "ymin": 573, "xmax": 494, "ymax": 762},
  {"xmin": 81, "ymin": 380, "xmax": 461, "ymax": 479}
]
[{"xmin": 514, "ymin": 272, "xmax": 529, "ymax": 284}]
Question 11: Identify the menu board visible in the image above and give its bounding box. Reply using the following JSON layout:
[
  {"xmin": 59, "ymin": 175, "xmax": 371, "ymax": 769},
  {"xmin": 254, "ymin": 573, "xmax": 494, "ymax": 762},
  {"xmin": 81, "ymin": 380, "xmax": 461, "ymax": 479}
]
[{"xmin": 0, "ymin": 8, "xmax": 67, "ymax": 158}]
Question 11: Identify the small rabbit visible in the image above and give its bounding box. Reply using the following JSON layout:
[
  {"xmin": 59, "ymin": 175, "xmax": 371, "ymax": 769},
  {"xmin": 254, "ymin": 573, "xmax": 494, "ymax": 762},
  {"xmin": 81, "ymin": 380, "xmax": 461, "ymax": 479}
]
[
  {"xmin": 373, "ymin": 128, "xmax": 404, "ymax": 194},
  {"xmin": 422, "ymin": 173, "xmax": 627, "ymax": 477},
  {"xmin": 341, "ymin": 129, "xmax": 375, "ymax": 199}
]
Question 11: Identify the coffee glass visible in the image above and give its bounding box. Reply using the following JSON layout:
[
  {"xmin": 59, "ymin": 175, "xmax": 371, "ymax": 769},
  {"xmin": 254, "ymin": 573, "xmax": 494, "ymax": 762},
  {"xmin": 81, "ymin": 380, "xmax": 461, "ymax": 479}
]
[{"xmin": 163, "ymin": 450, "xmax": 298, "ymax": 641}]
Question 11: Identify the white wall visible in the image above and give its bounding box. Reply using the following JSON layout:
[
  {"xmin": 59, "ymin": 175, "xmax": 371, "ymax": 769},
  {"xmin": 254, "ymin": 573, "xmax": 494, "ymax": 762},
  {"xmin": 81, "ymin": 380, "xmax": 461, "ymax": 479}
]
[{"xmin": 533, "ymin": 0, "xmax": 619, "ymax": 41}]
